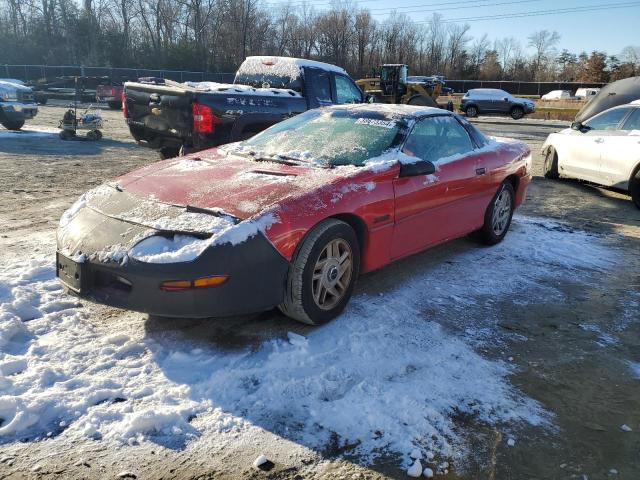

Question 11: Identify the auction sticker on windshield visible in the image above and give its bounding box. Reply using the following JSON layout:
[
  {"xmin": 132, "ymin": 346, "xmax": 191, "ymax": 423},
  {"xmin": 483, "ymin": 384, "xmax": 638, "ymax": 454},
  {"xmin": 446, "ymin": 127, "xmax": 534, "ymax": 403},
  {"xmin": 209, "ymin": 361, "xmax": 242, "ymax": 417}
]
[{"xmin": 355, "ymin": 118, "xmax": 397, "ymax": 128}]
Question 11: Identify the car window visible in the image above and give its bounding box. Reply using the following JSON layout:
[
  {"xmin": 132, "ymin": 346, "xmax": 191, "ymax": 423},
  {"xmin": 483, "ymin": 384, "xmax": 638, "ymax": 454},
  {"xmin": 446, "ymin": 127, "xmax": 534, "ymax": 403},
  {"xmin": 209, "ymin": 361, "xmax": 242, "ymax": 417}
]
[
  {"xmin": 305, "ymin": 68, "xmax": 332, "ymax": 105},
  {"xmin": 621, "ymin": 109, "xmax": 640, "ymax": 131},
  {"xmin": 585, "ymin": 107, "xmax": 632, "ymax": 131},
  {"xmin": 334, "ymin": 75, "xmax": 362, "ymax": 104},
  {"xmin": 402, "ymin": 116, "xmax": 475, "ymax": 163}
]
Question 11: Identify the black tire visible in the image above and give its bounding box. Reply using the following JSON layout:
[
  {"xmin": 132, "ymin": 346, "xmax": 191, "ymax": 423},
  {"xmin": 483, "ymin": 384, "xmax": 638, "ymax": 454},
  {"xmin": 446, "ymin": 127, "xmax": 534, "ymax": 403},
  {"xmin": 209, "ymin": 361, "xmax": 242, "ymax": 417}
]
[
  {"xmin": 159, "ymin": 146, "xmax": 181, "ymax": 160},
  {"xmin": 465, "ymin": 105, "xmax": 478, "ymax": 118},
  {"xmin": 510, "ymin": 106, "xmax": 525, "ymax": 120},
  {"xmin": 630, "ymin": 167, "xmax": 640, "ymax": 210},
  {"xmin": 108, "ymin": 101, "xmax": 121, "ymax": 110},
  {"xmin": 279, "ymin": 219, "xmax": 360, "ymax": 325},
  {"xmin": 543, "ymin": 146, "xmax": 559, "ymax": 179},
  {"xmin": 479, "ymin": 182, "xmax": 515, "ymax": 245},
  {"xmin": 406, "ymin": 94, "xmax": 438, "ymax": 108},
  {"xmin": 1, "ymin": 119, "xmax": 25, "ymax": 130}
]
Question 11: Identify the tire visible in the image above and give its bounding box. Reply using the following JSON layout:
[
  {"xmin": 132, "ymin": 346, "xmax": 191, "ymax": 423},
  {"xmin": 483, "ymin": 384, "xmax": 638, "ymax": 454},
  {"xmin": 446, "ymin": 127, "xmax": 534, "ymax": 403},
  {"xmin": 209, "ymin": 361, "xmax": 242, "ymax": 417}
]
[
  {"xmin": 479, "ymin": 182, "xmax": 515, "ymax": 245},
  {"xmin": 465, "ymin": 105, "xmax": 478, "ymax": 118},
  {"xmin": 159, "ymin": 146, "xmax": 181, "ymax": 160},
  {"xmin": 279, "ymin": 219, "xmax": 360, "ymax": 325},
  {"xmin": 108, "ymin": 101, "xmax": 121, "ymax": 110},
  {"xmin": 630, "ymin": 168, "xmax": 640, "ymax": 210},
  {"xmin": 406, "ymin": 95, "xmax": 438, "ymax": 108},
  {"xmin": 510, "ymin": 106, "xmax": 525, "ymax": 120},
  {"xmin": 543, "ymin": 146, "xmax": 559, "ymax": 179},
  {"xmin": 1, "ymin": 119, "xmax": 25, "ymax": 130}
]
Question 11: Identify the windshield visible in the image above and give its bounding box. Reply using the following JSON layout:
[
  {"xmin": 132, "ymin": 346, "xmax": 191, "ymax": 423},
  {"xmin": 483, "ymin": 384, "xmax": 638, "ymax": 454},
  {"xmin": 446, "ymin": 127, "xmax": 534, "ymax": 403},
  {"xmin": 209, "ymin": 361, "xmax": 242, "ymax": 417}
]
[{"xmin": 240, "ymin": 109, "xmax": 404, "ymax": 167}]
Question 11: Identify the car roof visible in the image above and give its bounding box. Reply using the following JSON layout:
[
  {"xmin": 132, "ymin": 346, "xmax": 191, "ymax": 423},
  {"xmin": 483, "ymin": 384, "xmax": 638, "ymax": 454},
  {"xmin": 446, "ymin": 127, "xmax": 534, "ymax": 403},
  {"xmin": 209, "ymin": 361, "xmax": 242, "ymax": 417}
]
[
  {"xmin": 468, "ymin": 88, "xmax": 507, "ymax": 94},
  {"xmin": 323, "ymin": 103, "xmax": 453, "ymax": 120}
]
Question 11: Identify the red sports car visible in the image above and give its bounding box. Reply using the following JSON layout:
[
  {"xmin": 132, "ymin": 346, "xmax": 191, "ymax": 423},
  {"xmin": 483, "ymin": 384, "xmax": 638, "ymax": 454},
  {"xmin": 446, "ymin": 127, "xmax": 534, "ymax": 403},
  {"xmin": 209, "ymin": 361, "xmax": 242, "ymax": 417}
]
[{"xmin": 56, "ymin": 105, "xmax": 531, "ymax": 324}]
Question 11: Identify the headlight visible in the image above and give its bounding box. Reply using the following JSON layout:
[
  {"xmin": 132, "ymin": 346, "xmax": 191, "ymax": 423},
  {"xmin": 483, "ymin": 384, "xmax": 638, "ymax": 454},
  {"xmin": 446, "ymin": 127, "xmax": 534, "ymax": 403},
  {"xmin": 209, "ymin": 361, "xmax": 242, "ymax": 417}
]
[{"xmin": 1, "ymin": 91, "xmax": 18, "ymax": 101}]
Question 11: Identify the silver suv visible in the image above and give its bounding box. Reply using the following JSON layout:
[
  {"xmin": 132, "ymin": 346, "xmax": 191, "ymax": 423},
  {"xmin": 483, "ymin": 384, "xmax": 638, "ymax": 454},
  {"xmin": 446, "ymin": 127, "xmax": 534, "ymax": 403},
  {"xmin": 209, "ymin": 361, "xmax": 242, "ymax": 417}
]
[{"xmin": 460, "ymin": 88, "xmax": 535, "ymax": 120}]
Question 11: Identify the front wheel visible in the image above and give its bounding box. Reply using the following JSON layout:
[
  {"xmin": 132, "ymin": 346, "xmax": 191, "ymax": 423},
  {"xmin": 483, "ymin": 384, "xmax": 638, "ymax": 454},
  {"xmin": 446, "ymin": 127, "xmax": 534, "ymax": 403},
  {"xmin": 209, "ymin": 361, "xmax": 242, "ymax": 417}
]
[
  {"xmin": 279, "ymin": 219, "xmax": 360, "ymax": 325},
  {"xmin": 479, "ymin": 182, "xmax": 515, "ymax": 245},
  {"xmin": 406, "ymin": 95, "xmax": 437, "ymax": 107},
  {"xmin": 543, "ymin": 146, "xmax": 559, "ymax": 179},
  {"xmin": 510, "ymin": 106, "xmax": 525, "ymax": 120},
  {"xmin": 630, "ymin": 169, "xmax": 640, "ymax": 209}
]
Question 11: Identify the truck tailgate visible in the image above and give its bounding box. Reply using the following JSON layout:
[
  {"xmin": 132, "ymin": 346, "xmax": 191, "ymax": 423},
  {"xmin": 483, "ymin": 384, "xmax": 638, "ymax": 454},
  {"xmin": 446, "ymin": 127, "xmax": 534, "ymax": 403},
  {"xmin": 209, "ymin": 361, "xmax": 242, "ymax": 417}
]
[{"xmin": 124, "ymin": 82, "xmax": 193, "ymax": 143}]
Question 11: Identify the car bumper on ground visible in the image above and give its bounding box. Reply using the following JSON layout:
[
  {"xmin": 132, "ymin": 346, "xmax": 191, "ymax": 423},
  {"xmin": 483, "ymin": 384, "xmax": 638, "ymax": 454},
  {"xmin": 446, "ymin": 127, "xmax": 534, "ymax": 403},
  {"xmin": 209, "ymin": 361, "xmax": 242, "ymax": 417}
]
[
  {"xmin": 1, "ymin": 102, "xmax": 38, "ymax": 121},
  {"xmin": 56, "ymin": 210, "xmax": 290, "ymax": 318}
]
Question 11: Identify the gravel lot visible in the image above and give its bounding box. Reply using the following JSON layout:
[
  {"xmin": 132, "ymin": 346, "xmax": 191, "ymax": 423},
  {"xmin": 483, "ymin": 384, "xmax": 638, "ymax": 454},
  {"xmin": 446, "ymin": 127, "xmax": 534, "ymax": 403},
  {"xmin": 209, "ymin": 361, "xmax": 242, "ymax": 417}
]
[{"xmin": 0, "ymin": 105, "xmax": 639, "ymax": 480}]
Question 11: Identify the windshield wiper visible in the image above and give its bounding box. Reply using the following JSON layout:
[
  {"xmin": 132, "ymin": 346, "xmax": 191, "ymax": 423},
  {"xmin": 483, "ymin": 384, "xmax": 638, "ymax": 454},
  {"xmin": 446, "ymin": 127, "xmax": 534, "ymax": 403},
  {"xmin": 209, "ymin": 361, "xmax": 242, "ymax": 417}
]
[{"xmin": 253, "ymin": 155, "xmax": 300, "ymax": 166}]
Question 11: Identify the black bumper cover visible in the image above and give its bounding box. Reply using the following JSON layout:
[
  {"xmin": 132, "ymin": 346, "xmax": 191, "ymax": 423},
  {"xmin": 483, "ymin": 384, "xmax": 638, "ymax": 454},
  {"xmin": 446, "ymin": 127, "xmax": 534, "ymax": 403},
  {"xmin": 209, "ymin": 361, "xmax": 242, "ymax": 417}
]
[{"xmin": 57, "ymin": 213, "xmax": 289, "ymax": 318}]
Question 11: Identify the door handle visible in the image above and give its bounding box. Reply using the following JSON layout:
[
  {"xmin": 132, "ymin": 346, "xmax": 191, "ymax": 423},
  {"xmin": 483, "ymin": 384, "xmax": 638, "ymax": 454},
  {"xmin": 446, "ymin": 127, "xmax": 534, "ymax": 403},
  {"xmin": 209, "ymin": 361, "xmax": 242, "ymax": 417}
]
[
  {"xmin": 476, "ymin": 167, "xmax": 486, "ymax": 175},
  {"xmin": 594, "ymin": 138, "xmax": 604, "ymax": 144}
]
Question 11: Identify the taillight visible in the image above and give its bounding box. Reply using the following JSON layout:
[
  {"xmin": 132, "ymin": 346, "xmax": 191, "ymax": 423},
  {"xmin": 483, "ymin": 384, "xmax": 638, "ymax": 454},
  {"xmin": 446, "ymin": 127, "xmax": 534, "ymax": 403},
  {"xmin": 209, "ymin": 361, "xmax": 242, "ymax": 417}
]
[
  {"xmin": 192, "ymin": 102, "xmax": 222, "ymax": 134},
  {"xmin": 122, "ymin": 95, "xmax": 128, "ymax": 118}
]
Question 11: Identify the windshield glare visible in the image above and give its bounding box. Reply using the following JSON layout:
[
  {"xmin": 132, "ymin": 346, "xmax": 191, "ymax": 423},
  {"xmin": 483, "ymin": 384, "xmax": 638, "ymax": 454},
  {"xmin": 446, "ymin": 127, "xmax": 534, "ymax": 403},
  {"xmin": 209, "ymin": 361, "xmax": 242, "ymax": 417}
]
[{"xmin": 240, "ymin": 110, "xmax": 404, "ymax": 167}]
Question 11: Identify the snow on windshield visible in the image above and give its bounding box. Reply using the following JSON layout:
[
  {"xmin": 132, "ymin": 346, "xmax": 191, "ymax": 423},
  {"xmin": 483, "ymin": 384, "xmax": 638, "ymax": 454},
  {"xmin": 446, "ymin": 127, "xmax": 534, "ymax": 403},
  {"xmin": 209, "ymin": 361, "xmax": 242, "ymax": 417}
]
[{"xmin": 242, "ymin": 110, "xmax": 403, "ymax": 167}]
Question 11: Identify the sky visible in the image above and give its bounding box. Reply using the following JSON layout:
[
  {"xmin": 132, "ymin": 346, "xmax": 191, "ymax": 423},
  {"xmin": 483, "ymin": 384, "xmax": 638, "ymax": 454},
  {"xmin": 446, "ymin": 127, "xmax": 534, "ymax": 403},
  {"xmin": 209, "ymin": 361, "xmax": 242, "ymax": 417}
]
[{"xmin": 269, "ymin": 0, "xmax": 640, "ymax": 57}]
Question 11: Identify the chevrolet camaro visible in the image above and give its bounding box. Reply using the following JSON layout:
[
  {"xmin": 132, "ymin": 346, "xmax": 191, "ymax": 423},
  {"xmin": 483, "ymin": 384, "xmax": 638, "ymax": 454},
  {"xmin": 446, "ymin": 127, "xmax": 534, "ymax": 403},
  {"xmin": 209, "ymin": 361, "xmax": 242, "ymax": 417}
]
[{"xmin": 56, "ymin": 104, "xmax": 532, "ymax": 324}]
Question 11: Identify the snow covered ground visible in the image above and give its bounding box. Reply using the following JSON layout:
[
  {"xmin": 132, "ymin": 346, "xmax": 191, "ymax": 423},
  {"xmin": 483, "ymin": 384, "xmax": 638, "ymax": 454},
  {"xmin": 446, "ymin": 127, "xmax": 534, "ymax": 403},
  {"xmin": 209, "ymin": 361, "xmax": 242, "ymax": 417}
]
[{"xmin": 0, "ymin": 214, "xmax": 622, "ymax": 475}]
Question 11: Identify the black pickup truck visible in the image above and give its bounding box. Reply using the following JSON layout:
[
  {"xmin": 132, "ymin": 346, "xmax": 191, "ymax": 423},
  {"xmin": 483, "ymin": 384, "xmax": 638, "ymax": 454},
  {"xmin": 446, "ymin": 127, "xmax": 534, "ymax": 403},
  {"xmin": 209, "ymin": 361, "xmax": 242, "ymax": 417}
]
[{"xmin": 124, "ymin": 56, "xmax": 366, "ymax": 158}]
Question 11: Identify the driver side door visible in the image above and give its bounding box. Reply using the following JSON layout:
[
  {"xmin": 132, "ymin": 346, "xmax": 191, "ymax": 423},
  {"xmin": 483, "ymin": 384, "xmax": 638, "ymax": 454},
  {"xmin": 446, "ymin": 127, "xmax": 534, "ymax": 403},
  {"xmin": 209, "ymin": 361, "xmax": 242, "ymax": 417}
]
[{"xmin": 391, "ymin": 115, "xmax": 481, "ymax": 260}]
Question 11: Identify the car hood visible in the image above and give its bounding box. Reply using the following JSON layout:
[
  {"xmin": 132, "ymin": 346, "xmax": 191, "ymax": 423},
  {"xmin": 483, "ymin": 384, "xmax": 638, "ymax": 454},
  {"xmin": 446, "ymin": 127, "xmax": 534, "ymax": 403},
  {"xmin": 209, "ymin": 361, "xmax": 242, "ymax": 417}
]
[
  {"xmin": 0, "ymin": 80, "xmax": 32, "ymax": 93},
  {"xmin": 113, "ymin": 148, "xmax": 359, "ymax": 221}
]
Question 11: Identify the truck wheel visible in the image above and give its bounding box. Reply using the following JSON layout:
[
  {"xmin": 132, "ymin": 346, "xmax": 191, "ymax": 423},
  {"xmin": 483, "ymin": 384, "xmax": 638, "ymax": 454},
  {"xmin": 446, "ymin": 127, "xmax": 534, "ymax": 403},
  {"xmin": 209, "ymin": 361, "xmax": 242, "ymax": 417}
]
[
  {"xmin": 279, "ymin": 219, "xmax": 360, "ymax": 325},
  {"xmin": 159, "ymin": 146, "xmax": 180, "ymax": 160},
  {"xmin": 406, "ymin": 95, "xmax": 437, "ymax": 107},
  {"xmin": 465, "ymin": 106, "xmax": 478, "ymax": 118},
  {"xmin": 1, "ymin": 119, "xmax": 25, "ymax": 130},
  {"xmin": 510, "ymin": 106, "xmax": 525, "ymax": 120}
]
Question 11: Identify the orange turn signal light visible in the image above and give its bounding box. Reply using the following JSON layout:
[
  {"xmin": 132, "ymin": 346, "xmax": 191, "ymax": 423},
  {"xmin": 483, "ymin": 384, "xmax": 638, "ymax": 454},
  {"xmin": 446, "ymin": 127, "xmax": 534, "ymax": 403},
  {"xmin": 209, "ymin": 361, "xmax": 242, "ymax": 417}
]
[{"xmin": 160, "ymin": 275, "xmax": 229, "ymax": 292}]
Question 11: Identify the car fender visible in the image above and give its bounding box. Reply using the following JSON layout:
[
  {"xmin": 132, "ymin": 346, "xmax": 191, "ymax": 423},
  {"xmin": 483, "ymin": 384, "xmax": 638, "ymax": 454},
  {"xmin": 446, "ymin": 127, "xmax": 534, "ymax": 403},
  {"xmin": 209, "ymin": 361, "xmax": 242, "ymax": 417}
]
[{"xmin": 263, "ymin": 166, "xmax": 399, "ymax": 272}]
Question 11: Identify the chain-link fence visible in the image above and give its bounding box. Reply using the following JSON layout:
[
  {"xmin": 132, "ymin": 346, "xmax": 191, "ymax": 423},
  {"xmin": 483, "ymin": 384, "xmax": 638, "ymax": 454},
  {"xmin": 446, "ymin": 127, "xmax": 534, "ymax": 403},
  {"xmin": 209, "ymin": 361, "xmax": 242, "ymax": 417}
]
[
  {"xmin": 1, "ymin": 64, "xmax": 235, "ymax": 83},
  {"xmin": 444, "ymin": 79, "xmax": 606, "ymax": 96}
]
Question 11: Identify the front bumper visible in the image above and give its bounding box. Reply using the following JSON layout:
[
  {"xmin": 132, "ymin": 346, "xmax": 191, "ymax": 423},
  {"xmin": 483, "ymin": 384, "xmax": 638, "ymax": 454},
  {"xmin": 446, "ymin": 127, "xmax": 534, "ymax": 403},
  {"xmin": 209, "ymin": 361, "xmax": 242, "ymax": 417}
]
[
  {"xmin": 1, "ymin": 102, "xmax": 38, "ymax": 121},
  {"xmin": 57, "ymin": 208, "xmax": 289, "ymax": 318}
]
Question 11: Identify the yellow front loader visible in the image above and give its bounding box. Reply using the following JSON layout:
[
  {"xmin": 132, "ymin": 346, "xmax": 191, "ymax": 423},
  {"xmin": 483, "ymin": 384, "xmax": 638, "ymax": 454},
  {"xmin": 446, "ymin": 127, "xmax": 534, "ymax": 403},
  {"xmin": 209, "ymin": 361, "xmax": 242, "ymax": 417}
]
[{"xmin": 356, "ymin": 64, "xmax": 443, "ymax": 107}]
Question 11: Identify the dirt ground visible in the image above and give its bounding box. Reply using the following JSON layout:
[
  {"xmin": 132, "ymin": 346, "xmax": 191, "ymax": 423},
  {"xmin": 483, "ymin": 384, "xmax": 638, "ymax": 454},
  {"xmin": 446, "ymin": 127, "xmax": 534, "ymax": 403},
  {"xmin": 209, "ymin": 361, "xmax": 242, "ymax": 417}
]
[{"xmin": 0, "ymin": 105, "xmax": 639, "ymax": 480}]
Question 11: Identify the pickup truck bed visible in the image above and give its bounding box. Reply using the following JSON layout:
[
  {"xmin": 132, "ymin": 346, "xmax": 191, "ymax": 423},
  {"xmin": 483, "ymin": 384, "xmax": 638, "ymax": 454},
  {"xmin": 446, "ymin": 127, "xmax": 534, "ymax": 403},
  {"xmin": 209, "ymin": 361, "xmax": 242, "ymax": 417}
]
[{"xmin": 124, "ymin": 56, "xmax": 365, "ymax": 158}]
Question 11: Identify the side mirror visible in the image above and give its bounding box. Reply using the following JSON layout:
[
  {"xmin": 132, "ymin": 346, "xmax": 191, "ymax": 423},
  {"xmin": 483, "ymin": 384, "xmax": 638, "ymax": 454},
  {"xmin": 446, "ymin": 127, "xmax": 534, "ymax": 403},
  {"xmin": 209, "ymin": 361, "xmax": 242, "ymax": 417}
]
[
  {"xmin": 366, "ymin": 94, "xmax": 375, "ymax": 104},
  {"xmin": 400, "ymin": 159, "xmax": 436, "ymax": 177},
  {"xmin": 504, "ymin": 97, "xmax": 509, "ymax": 101},
  {"xmin": 571, "ymin": 121, "xmax": 589, "ymax": 132}
]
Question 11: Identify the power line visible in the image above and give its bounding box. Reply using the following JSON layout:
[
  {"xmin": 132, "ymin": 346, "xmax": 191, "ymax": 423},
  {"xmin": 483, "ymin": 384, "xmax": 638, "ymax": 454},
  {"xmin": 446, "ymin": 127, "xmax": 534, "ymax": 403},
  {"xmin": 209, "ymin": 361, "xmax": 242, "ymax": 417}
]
[
  {"xmin": 412, "ymin": 1, "xmax": 640, "ymax": 23},
  {"xmin": 369, "ymin": 0, "xmax": 544, "ymax": 15}
]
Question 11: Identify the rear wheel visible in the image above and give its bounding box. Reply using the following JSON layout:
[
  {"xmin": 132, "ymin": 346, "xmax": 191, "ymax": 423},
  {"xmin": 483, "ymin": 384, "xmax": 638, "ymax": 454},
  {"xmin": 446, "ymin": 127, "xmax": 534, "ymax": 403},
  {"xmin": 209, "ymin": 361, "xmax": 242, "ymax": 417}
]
[
  {"xmin": 543, "ymin": 146, "xmax": 559, "ymax": 179},
  {"xmin": 1, "ymin": 119, "xmax": 25, "ymax": 130},
  {"xmin": 510, "ymin": 106, "xmax": 525, "ymax": 120},
  {"xmin": 279, "ymin": 219, "xmax": 360, "ymax": 325},
  {"xmin": 479, "ymin": 182, "xmax": 515, "ymax": 245},
  {"xmin": 465, "ymin": 105, "xmax": 478, "ymax": 118}
]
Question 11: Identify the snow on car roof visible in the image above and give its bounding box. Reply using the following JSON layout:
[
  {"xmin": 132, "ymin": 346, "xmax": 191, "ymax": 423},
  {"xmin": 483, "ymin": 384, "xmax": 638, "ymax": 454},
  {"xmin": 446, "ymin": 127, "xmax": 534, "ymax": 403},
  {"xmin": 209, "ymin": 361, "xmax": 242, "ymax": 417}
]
[
  {"xmin": 323, "ymin": 103, "xmax": 450, "ymax": 119},
  {"xmin": 242, "ymin": 56, "xmax": 348, "ymax": 76}
]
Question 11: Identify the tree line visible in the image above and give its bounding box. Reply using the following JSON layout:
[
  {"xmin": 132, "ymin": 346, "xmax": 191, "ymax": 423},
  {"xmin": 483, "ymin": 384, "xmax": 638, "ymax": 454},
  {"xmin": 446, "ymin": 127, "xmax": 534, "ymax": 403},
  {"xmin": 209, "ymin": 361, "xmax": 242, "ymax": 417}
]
[{"xmin": 1, "ymin": 0, "xmax": 639, "ymax": 83}]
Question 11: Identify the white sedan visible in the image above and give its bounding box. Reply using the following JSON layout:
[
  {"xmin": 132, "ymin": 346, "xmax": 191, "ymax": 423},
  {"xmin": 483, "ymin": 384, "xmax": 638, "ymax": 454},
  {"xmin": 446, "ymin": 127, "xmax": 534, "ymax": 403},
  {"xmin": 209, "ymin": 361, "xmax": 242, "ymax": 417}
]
[{"xmin": 541, "ymin": 100, "xmax": 640, "ymax": 208}]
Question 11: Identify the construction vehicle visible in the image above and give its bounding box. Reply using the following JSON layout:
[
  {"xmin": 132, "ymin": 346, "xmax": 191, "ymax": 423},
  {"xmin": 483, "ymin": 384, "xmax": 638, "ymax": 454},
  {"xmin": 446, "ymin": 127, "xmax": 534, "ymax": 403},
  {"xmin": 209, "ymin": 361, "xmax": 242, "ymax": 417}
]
[{"xmin": 356, "ymin": 64, "xmax": 444, "ymax": 107}]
